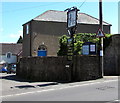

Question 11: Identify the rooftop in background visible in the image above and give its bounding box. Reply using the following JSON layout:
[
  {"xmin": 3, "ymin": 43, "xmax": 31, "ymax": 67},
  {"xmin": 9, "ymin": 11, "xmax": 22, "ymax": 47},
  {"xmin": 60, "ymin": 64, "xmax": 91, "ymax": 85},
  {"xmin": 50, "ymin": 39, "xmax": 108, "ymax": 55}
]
[
  {"xmin": 1, "ymin": 43, "xmax": 22, "ymax": 55},
  {"xmin": 31, "ymin": 10, "xmax": 111, "ymax": 26}
]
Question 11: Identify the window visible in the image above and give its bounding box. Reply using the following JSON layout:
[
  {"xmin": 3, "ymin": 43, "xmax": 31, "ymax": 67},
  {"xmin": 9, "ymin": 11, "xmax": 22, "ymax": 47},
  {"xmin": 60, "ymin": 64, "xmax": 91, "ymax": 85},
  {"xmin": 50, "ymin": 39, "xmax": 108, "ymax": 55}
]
[
  {"xmin": 38, "ymin": 44, "xmax": 47, "ymax": 51},
  {"xmin": 26, "ymin": 24, "xmax": 29, "ymax": 34},
  {"xmin": 6, "ymin": 52, "xmax": 12, "ymax": 59}
]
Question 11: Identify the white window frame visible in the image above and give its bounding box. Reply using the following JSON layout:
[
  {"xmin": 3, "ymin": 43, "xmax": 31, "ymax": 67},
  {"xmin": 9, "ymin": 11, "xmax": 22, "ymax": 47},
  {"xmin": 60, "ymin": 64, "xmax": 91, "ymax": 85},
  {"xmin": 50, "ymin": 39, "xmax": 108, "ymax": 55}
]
[
  {"xmin": 6, "ymin": 52, "xmax": 12, "ymax": 59},
  {"xmin": 26, "ymin": 24, "xmax": 29, "ymax": 34}
]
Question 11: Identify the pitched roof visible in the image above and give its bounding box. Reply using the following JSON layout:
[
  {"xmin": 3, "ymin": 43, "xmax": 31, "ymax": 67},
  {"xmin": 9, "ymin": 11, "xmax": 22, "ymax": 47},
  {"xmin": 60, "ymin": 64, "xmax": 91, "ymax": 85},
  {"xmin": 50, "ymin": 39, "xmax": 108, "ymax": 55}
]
[
  {"xmin": 33, "ymin": 10, "xmax": 111, "ymax": 25},
  {"xmin": 0, "ymin": 43, "xmax": 22, "ymax": 55}
]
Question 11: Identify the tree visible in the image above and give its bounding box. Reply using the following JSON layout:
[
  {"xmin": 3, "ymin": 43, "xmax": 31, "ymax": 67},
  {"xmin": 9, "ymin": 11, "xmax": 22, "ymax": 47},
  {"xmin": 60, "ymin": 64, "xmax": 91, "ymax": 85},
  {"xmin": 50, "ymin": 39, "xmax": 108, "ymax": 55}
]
[{"xmin": 17, "ymin": 36, "xmax": 23, "ymax": 44}]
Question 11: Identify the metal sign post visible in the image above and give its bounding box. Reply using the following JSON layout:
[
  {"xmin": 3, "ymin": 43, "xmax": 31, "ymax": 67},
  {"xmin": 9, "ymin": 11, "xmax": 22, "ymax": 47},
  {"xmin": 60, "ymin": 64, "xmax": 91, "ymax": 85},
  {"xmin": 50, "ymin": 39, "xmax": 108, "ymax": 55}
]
[
  {"xmin": 66, "ymin": 7, "xmax": 79, "ymax": 61},
  {"xmin": 65, "ymin": 7, "xmax": 79, "ymax": 81}
]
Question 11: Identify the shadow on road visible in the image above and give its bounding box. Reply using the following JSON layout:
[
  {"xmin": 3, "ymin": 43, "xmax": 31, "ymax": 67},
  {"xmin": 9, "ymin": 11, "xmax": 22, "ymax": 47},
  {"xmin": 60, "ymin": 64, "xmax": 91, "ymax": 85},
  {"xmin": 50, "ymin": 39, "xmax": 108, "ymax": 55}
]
[
  {"xmin": 14, "ymin": 82, "xmax": 59, "ymax": 89},
  {"xmin": 1, "ymin": 74, "xmax": 59, "ymax": 89},
  {"xmin": 1, "ymin": 74, "xmax": 34, "ymax": 82},
  {"xmin": 1, "ymin": 73, "xmax": 83, "ymax": 89},
  {"xmin": 1, "ymin": 73, "xmax": 71, "ymax": 83}
]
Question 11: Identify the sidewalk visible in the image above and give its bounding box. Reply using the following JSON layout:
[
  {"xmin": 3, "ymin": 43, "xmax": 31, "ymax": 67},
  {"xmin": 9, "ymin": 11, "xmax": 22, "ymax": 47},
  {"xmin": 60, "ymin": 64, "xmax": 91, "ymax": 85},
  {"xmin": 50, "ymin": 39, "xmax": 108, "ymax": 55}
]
[
  {"xmin": 1, "ymin": 73, "xmax": 119, "ymax": 88},
  {"xmin": 1, "ymin": 73, "xmax": 119, "ymax": 97}
]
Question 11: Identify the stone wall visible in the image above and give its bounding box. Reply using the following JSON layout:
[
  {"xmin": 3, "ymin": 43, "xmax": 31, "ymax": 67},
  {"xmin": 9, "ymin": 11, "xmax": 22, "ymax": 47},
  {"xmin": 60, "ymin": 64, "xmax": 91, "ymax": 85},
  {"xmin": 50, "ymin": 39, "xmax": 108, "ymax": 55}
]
[
  {"xmin": 73, "ymin": 56, "xmax": 102, "ymax": 81},
  {"xmin": 104, "ymin": 34, "xmax": 120, "ymax": 75},
  {"xmin": 17, "ymin": 55, "xmax": 102, "ymax": 82}
]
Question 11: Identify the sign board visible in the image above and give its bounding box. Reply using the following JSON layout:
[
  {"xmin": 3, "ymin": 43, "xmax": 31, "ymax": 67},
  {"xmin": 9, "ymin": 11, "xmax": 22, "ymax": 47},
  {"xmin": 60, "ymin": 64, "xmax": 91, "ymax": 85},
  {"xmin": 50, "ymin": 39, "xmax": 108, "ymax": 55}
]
[
  {"xmin": 67, "ymin": 38, "xmax": 73, "ymax": 61},
  {"xmin": 82, "ymin": 42, "xmax": 97, "ymax": 55},
  {"xmin": 100, "ymin": 50, "xmax": 103, "ymax": 56},
  {"xmin": 68, "ymin": 38, "xmax": 72, "ymax": 44},
  {"xmin": 67, "ymin": 8, "xmax": 77, "ymax": 29},
  {"xmin": 90, "ymin": 44, "xmax": 96, "ymax": 52},
  {"xmin": 96, "ymin": 28, "xmax": 105, "ymax": 38},
  {"xmin": 82, "ymin": 45, "xmax": 89, "ymax": 55}
]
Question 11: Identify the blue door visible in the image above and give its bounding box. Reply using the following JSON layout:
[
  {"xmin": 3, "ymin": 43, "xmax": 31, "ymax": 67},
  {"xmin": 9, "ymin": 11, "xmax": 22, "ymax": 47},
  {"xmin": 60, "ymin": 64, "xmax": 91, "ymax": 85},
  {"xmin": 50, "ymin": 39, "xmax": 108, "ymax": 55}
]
[
  {"xmin": 37, "ymin": 44, "xmax": 47, "ymax": 56},
  {"xmin": 37, "ymin": 50, "xmax": 47, "ymax": 56}
]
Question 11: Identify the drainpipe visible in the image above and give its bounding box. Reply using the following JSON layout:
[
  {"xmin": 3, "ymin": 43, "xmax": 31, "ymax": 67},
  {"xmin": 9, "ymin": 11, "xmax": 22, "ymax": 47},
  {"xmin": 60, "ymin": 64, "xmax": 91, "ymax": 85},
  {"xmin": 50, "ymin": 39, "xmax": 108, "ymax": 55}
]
[{"xmin": 29, "ymin": 20, "xmax": 32, "ymax": 57}]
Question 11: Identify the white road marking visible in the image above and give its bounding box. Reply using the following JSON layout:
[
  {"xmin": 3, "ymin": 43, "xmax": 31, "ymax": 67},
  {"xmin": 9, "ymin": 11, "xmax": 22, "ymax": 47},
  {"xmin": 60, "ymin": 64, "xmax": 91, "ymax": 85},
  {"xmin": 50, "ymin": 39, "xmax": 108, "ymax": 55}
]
[
  {"xmin": 1, "ymin": 79, "xmax": 118, "ymax": 98},
  {"xmin": 106, "ymin": 99, "xmax": 120, "ymax": 103},
  {"xmin": 114, "ymin": 100, "xmax": 120, "ymax": 101}
]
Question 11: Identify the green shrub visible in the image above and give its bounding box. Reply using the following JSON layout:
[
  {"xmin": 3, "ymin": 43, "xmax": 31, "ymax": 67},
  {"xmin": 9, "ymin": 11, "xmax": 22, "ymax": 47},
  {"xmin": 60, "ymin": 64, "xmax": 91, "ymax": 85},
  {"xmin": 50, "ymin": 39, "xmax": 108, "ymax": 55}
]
[{"xmin": 57, "ymin": 33, "xmax": 112, "ymax": 56}]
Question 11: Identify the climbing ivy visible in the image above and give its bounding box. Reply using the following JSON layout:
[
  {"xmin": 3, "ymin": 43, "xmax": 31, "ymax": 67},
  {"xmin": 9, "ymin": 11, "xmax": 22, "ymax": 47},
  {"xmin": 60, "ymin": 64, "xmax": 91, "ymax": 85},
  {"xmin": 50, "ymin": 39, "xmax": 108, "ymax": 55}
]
[
  {"xmin": 57, "ymin": 35, "xmax": 68, "ymax": 56},
  {"xmin": 57, "ymin": 33, "xmax": 112, "ymax": 56}
]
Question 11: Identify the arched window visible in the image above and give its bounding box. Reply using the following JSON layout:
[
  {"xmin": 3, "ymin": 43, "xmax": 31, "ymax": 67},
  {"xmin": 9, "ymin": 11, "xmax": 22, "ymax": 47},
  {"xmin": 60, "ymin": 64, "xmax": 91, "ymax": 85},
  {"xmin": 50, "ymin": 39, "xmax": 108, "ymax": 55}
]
[{"xmin": 38, "ymin": 45, "xmax": 47, "ymax": 51}]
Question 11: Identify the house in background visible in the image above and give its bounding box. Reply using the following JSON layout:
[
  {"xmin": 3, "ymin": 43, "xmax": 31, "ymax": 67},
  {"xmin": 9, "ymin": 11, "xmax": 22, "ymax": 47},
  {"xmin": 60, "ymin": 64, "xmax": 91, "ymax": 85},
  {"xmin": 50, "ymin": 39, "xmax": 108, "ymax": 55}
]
[
  {"xmin": 22, "ymin": 10, "xmax": 112, "ymax": 57},
  {"xmin": 0, "ymin": 43, "xmax": 22, "ymax": 65}
]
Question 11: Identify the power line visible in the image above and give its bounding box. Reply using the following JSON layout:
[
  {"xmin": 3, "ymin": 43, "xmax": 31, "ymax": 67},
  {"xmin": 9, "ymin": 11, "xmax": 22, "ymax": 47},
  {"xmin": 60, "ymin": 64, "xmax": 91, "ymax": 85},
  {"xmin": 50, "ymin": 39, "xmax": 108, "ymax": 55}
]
[
  {"xmin": 1, "ymin": 2, "xmax": 70, "ymax": 13},
  {"xmin": 2, "ymin": 1, "xmax": 86, "ymax": 14},
  {"xmin": 79, "ymin": 0, "xmax": 87, "ymax": 8},
  {"xmin": 2, "ymin": 3, "xmax": 56, "ymax": 13}
]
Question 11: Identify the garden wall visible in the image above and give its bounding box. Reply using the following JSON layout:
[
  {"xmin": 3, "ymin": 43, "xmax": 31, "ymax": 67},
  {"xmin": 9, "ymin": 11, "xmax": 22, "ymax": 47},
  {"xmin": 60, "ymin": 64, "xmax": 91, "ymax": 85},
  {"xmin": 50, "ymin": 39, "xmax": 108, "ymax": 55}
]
[
  {"xmin": 17, "ymin": 55, "xmax": 102, "ymax": 82},
  {"xmin": 104, "ymin": 34, "xmax": 120, "ymax": 75}
]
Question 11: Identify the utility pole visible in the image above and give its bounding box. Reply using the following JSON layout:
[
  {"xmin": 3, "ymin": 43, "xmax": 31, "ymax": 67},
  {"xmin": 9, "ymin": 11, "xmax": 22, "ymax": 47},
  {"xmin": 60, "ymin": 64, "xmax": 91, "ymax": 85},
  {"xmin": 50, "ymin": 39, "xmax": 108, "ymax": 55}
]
[{"xmin": 99, "ymin": 0, "xmax": 104, "ymax": 77}]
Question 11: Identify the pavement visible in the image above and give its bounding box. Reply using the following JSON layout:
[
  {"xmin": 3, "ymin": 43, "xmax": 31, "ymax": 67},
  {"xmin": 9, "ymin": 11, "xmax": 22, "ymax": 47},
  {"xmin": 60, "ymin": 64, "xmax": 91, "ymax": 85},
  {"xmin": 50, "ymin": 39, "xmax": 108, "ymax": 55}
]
[
  {"xmin": 0, "ymin": 73, "xmax": 58, "ymax": 96},
  {"xmin": 0, "ymin": 73, "xmax": 119, "ymax": 101}
]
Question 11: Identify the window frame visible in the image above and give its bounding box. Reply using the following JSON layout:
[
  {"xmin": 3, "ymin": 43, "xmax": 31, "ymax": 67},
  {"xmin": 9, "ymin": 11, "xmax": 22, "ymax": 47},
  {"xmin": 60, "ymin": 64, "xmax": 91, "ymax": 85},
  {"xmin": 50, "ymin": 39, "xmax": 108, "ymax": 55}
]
[
  {"xmin": 6, "ymin": 52, "xmax": 12, "ymax": 59},
  {"xmin": 26, "ymin": 24, "xmax": 29, "ymax": 34}
]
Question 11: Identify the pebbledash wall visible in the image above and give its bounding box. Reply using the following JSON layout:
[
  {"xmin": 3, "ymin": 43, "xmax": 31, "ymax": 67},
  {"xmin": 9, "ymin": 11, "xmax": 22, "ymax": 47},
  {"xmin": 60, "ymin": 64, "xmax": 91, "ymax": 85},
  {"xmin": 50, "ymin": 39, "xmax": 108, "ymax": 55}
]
[{"xmin": 17, "ymin": 55, "xmax": 102, "ymax": 82}]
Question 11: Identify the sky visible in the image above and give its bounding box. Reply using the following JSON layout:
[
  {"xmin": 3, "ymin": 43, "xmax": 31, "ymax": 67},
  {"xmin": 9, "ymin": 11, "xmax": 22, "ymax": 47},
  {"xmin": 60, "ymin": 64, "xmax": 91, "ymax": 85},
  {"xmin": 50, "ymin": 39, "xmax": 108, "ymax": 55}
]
[{"xmin": 0, "ymin": 0, "xmax": 119, "ymax": 43}]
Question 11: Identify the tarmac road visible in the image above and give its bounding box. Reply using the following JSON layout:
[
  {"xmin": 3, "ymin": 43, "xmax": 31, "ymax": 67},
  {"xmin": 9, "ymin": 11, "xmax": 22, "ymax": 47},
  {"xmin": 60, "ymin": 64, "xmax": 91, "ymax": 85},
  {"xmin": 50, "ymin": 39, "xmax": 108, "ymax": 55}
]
[{"xmin": 0, "ymin": 73, "xmax": 119, "ymax": 102}]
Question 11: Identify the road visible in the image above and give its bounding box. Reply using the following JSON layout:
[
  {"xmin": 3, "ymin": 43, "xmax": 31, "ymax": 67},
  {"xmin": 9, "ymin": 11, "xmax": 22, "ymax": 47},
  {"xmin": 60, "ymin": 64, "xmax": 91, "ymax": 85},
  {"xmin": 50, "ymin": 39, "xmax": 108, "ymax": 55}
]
[{"xmin": 1, "ymin": 73, "xmax": 119, "ymax": 102}]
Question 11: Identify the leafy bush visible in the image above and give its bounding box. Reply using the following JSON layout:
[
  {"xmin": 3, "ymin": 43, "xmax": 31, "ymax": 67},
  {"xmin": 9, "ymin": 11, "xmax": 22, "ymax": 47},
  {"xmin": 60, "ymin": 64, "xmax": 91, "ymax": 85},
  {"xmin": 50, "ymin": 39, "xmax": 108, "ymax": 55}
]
[
  {"xmin": 57, "ymin": 35, "xmax": 68, "ymax": 56},
  {"xmin": 57, "ymin": 33, "xmax": 112, "ymax": 56}
]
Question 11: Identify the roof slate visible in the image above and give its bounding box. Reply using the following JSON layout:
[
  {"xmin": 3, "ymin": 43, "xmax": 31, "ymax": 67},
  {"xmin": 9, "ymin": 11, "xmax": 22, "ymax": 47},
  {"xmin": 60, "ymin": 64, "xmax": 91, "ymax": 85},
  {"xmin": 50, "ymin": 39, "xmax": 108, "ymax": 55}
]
[
  {"xmin": 33, "ymin": 10, "xmax": 111, "ymax": 25},
  {"xmin": 0, "ymin": 43, "xmax": 22, "ymax": 55}
]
